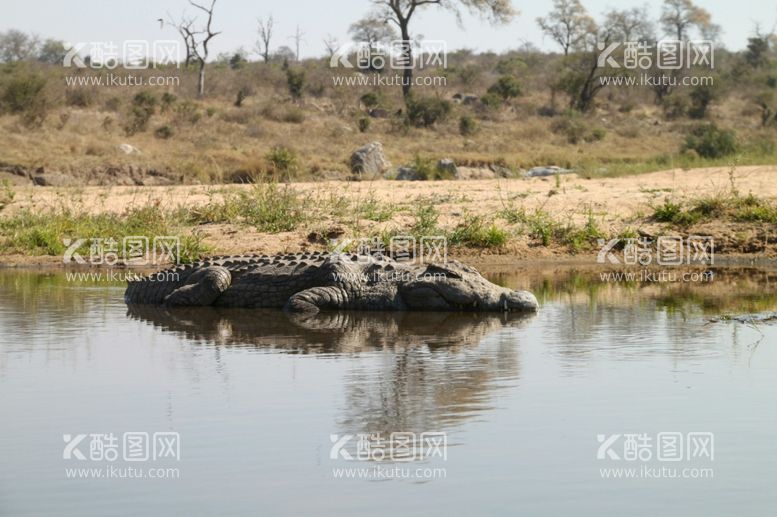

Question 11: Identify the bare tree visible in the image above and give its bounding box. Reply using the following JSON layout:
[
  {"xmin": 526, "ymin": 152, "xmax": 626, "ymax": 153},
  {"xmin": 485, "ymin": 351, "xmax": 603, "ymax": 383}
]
[
  {"xmin": 165, "ymin": 12, "xmax": 197, "ymax": 66},
  {"xmin": 289, "ymin": 25, "xmax": 305, "ymax": 61},
  {"xmin": 536, "ymin": 0, "xmax": 597, "ymax": 56},
  {"xmin": 187, "ymin": 0, "xmax": 221, "ymax": 97},
  {"xmin": 372, "ymin": 0, "xmax": 515, "ymax": 98},
  {"xmin": 660, "ymin": 0, "xmax": 714, "ymax": 41},
  {"xmin": 256, "ymin": 15, "xmax": 274, "ymax": 62},
  {"xmin": 323, "ymin": 34, "xmax": 340, "ymax": 58}
]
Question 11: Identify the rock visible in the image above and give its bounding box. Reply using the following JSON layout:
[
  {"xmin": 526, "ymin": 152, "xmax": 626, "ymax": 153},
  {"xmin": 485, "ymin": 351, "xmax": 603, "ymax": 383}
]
[
  {"xmin": 452, "ymin": 93, "xmax": 479, "ymax": 105},
  {"xmin": 437, "ymin": 159, "xmax": 458, "ymax": 177},
  {"xmin": 489, "ymin": 164, "xmax": 514, "ymax": 178},
  {"xmin": 368, "ymin": 108, "xmax": 389, "ymax": 118},
  {"xmin": 350, "ymin": 142, "xmax": 390, "ymax": 177},
  {"xmin": 117, "ymin": 143, "xmax": 141, "ymax": 155},
  {"xmin": 395, "ymin": 166, "xmax": 424, "ymax": 181},
  {"xmin": 140, "ymin": 175, "xmax": 175, "ymax": 186},
  {"xmin": 524, "ymin": 166, "xmax": 574, "ymax": 178},
  {"xmin": 454, "ymin": 167, "xmax": 496, "ymax": 180},
  {"xmin": 32, "ymin": 172, "xmax": 77, "ymax": 187},
  {"xmin": 0, "ymin": 164, "xmax": 33, "ymax": 185}
]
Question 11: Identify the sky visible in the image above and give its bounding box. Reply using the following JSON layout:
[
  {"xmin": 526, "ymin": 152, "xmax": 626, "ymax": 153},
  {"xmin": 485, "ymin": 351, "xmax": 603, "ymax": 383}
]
[{"xmin": 2, "ymin": 0, "xmax": 776, "ymax": 58}]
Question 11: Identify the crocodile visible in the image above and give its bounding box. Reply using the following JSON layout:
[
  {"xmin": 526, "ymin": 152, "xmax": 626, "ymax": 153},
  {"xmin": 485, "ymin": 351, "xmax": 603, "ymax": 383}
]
[{"xmin": 124, "ymin": 252, "xmax": 539, "ymax": 313}]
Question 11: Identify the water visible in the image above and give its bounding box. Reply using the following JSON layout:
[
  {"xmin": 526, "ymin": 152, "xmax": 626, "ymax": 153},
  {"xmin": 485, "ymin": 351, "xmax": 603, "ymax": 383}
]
[{"xmin": 1, "ymin": 267, "xmax": 776, "ymax": 516}]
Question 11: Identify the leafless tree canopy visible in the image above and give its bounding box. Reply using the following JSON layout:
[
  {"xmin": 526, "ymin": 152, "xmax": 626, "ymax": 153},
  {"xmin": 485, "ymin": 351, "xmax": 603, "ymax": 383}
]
[{"xmin": 256, "ymin": 15, "xmax": 274, "ymax": 62}]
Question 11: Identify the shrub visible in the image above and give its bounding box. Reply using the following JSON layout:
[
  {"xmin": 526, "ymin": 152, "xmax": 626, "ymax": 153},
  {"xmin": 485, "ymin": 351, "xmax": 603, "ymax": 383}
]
[
  {"xmin": 265, "ymin": 146, "xmax": 298, "ymax": 178},
  {"xmin": 1, "ymin": 73, "xmax": 46, "ymax": 113},
  {"xmin": 358, "ymin": 117, "xmax": 370, "ymax": 133},
  {"xmin": 160, "ymin": 92, "xmax": 177, "ymax": 111},
  {"xmin": 65, "ymin": 88, "xmax": 92, "ymax": 107},
  {"xmin": 688, "ymin": 84, "xmax": 717, "ymax": 119},
  {"xmin": 235, "ymin": 87, "xmax": 249, "ymax": 107},
  {"xmin": 683, "ymin": 124, "xmax": 738, "ymax": 159},
  {"xmin": 1, "ymin": 73, "xmax": 47, "ymax": 126},
  {"xmin": 132, "ymin": 91, "xmax": 157, "ymax": 110},
  {"xmin": 360, "ymin": 92, "xmax": 380, "ymax": 110},
  {"xmin": 406, "ymin": 96, "xmax": 451, "ymax": 128},
  {"xmin": 551, "ymin": 115, "xmax": 586, "ymax": 144},
  {"xmin": 479, "ymin": 92, "xmax": 503, "ymax": 109},
  {"xmin": 174, "ymin": 101, "xmax": 201, "ymax": 126},
  {"xmin": 487, "ymin": 75, "xmax": 522, "ymax": 100},
  {"xmin": 459, "ymin": 115, "xmax": 479, "ymax": 136},
  {"xmin": 587, "ymin": 127, "xmax": 606, "ymax": 142},
  {"xmin": 286, "ymin": 68, "xmax": 306, "ymax": 100},
  {"xmin": 154, "ymin": 125, "xmax": 174, "ymax": 139},
  {"xmin": 124, "ymin": 92, "xmax": 157, "ymax": 135}
]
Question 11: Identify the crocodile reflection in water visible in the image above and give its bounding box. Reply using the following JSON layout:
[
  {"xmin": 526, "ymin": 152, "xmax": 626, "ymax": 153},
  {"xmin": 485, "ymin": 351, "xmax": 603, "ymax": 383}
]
[{"xmin": 126, "ymin": 306, "xmax": 536, "ymax": 435}]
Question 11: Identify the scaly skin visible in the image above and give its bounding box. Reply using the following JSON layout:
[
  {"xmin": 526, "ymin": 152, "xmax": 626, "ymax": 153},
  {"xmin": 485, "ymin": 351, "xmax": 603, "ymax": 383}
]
[{"xmin": 124, "ymin": 252, "xmax": 539, "ymax": 313}]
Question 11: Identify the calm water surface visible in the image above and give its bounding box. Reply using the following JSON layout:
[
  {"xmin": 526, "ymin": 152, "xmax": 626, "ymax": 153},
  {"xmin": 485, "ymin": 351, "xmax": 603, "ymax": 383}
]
[{"xmin": 0, "ymin": 267, "xmax": 776, "ymax": 516}]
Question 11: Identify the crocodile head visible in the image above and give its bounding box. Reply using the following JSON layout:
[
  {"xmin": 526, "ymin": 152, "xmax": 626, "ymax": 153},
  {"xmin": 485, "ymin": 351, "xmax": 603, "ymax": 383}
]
[{"xmin": 399, "ymin": 262, "xmax": 539, "ymax": 312}]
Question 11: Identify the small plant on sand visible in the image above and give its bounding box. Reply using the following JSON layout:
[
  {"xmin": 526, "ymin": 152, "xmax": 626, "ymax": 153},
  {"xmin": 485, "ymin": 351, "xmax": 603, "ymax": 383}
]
[
  {"xmin": 409, "ymin": 201, "xmax": 441, "ymax": 238},
  {"xmin": 359, "ymin": 195, "xmax": 396, "ymax": 222},
  {"xmin": 450, "ymin": 215, "xmax": 508, "ymax": 248},
  {"xmin": 0, "ymin": 180, "xmax": 15, "ymax": 211}
]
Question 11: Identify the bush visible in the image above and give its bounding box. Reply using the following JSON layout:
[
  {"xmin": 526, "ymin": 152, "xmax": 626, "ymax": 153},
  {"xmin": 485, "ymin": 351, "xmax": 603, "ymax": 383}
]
[
  {"xmin": 587, "ymin": 127, "xmax": 606, "ymax": 142},
  {"xmin": 360, "ymin": 92, "xmax": 380, "ymax": 110},
  {"xmin": 479, "ymin": 92, "xmax": 503, "ymax": 109},
  {"xmin": 406, "ymin": 96, "xmax": 451, "ymax": 128},
  {"xmin": 551, "ymin": 115, "xmax": 586, "ymax": 144},
  {"xmin": 265, "ymin": 146, "xmax": 298, "ymax": 178},
  {"xmin": 286, "ymin": 68, "xmax": 305, "ymax": 100},
  {"xmin": 160, "ymin": 92, "xmax": 177, "ymax": 111},
  {"xmin": 487, "ymin": 75, "xmax": 522, "ymax": 100},
  {"xmin": 1, "ymin": 73, "xmax": 48, "ymax": 126},
  {"xmin": 174, "ymin": 101, "xmax": 201, "ymax": 126},
  {"xmin": 124, "ymin": 92, "xmax": 157, "ymax": 135},
  {"xmin": 235, "ymin": 87, "xmax": 250, "ymax": 107},
  {"xmin": 459, "ymin": 115, "xmax": 479, "ymax": 136},
  {"xmin": 132, "ymin": 91, "xmax": 157, "ymax": 110},
  {"xmin": 688, "ymin": 84, "xmax": 717, "ymax": 119},
  {"xmin": 154, "ymin": 125, "xmax": 174, "ymax": 139},
  {"xmin": 683, "ymin": 124, "xmax": 738, "ymax": 158},
  {"xmin": 1, "ymin": 73, "xmax": 46, "ymax": 113},
  {"xmin": 358, "ymin": 117, "xmax": 370, "ymax": 133},
  {"xmin": 65, "ymin": 88, "xmax": 92, "ymax": 107}
]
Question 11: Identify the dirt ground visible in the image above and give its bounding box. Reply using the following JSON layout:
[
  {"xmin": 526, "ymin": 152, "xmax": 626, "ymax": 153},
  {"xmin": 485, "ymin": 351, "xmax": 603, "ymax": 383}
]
[{"xmin": 2, "ymin": 165, "xmax": 777, "ymax": 266}]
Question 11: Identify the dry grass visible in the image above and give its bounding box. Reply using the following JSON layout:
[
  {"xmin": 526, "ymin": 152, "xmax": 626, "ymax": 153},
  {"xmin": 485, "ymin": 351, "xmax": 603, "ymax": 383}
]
[{"xmin": 2, "ymin": 52, "xmax": 777, "ymax": 184}]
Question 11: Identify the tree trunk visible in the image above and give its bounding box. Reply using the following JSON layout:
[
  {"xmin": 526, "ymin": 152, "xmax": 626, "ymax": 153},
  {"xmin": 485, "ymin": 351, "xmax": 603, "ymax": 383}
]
[
  {"xmin": 400, "ymin": 22, "xmax": 413, "ymax": 99},
  {"xmin": 197, "ymin": 60, "xmax": 205, "ymax": 97}
]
